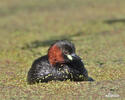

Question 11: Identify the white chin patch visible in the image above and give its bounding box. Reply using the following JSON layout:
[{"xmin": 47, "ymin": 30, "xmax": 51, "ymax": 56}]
[{"xmin": 67, "ymin": 55, "xmax": 73, "ymax": 60}]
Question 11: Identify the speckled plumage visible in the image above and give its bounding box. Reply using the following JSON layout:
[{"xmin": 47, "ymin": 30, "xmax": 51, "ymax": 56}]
[{"xmin": 27, "ymin": 40, "xmax": 93, "ymax": 84}]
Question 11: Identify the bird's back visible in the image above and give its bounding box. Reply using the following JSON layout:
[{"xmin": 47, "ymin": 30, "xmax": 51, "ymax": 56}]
[
  {"xmin": 27, "ymin": 55, "xmax": 72, "ymax": 84},
  {"xmin": 27, "ymin": 55, "xmax": 52, "ymax": 84}
]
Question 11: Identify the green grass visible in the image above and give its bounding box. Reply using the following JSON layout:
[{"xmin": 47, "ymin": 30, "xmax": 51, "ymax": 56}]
[{"xmin": 0, "ymin": 0, "xmax": 125, "ymax": 99}]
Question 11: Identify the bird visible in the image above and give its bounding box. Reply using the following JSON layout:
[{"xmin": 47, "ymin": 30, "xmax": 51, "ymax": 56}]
[{"xmin": 27, "ymin": 40, "xmax": 94, "ymax": 84}]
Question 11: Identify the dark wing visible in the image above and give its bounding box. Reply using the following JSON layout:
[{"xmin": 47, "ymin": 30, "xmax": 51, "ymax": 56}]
[{"xmin": 27, "ymin": 55, "xmax": 53, "ymax": 84}]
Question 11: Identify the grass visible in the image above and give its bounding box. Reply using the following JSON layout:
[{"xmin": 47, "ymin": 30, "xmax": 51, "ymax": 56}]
[{"xmin": 0, "ymin": 0, "xmax": 125, "ymax": 99}]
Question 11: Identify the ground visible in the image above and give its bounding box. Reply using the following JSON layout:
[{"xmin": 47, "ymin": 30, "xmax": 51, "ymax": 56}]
[{"xmin": 0, "ymin": 0, "xmax": 125, "ymax": 99}]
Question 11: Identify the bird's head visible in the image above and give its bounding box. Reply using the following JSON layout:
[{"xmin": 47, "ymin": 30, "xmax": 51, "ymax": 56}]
[{"xmin": 48, "ymin": 40, "xmax": 81, "ymax": 66}]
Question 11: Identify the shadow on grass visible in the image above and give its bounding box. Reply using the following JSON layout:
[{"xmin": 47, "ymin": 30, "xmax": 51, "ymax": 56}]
[
  {"xmin": 104, "ymin": 18, "xmax": 125, "ymax": 24},
  {"xmin": 22, "ymin": 32, "xmax": 83, "ymax": 50}
]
